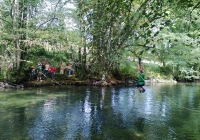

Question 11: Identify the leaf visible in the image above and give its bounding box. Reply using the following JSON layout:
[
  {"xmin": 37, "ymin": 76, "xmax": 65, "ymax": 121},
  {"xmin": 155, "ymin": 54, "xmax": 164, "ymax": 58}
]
[
  {"xmin": 141, "ymin": 22, "xmax": 149, "ymax": 28},
  {"xmin": 151, "ymin": 50, "xmax": 156, "ymax": 54},
  {"xmin": 139, "ymin": 50, "xmax": 143, "ymax": 55}
]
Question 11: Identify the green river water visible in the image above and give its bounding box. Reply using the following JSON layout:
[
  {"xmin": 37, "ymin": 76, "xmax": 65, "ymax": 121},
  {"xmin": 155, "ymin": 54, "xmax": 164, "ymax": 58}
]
[{"xmin": 0, "ymin": 83, "xmax": 200, "ymax": 140}]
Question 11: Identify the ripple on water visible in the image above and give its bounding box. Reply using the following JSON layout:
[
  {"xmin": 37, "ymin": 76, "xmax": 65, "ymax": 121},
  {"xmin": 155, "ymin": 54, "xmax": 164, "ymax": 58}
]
[{"xmin": 1, "ymin": 84, "xmax": 200, "ymax": 139}]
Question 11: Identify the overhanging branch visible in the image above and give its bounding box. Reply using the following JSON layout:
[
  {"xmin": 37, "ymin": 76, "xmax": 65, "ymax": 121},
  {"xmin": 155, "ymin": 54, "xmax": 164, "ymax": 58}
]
[{"xmin": 34, "ymin": 16, "xmax": 59, "ymax": 33}]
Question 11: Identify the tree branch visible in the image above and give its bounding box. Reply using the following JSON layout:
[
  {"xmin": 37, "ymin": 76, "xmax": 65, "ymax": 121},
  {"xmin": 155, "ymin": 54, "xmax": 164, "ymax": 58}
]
[
  {"xmin": 55, "ymin": 0, "xmax": 61, "ymax": 11},
  {"xmin": 192, "ymin": 1, "xmax": 200, "ymax": 11},
  {"xmin": 34, "ymin": 16, "xmax": 59, "ymax": 33},
  {"xmin": 190, "ymin": 1, "xmax": 200, "ymax": 22}
]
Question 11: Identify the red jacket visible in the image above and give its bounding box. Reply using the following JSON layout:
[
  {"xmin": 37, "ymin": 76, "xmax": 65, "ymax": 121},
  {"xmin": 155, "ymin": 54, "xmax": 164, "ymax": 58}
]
[
  {"xmin": 51, "ymin": 66, "xmax": 56, "ymax": 73},
  {"xmin": 48, "ymin": 67, "xmax": 51, "ymax": 73}
]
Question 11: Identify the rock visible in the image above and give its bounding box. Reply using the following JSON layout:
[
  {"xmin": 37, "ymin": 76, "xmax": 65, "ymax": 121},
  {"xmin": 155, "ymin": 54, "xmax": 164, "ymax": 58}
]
[
  {"xmin": 145, "ymin": 78, "xmax": 177, "ymax": 83},
  {"xmin": 110, "ymin": 80, "xmax": 117, "ymax": 85},
  {"xmin": 100, "ymin": 81, "xmax": 109, "ymax": 86}
]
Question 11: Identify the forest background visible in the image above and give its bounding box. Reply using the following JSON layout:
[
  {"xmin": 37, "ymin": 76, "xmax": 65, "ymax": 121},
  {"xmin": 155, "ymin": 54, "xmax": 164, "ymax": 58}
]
[{"xmin": 0, "ymin": 0, "xmax": 200, "ymax": 84}]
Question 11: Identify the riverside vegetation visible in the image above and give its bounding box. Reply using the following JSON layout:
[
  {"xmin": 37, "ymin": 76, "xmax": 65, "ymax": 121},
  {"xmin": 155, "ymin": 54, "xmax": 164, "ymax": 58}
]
[{"xmin": 0, "ymin": 0, "xmax": 200, "ymax": 88}]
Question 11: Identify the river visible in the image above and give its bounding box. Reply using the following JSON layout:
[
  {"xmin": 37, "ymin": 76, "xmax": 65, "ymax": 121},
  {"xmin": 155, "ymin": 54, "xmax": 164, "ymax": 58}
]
[{"xmin": 0, "ymin": 83, "xmax": 200, "ymax": 140}]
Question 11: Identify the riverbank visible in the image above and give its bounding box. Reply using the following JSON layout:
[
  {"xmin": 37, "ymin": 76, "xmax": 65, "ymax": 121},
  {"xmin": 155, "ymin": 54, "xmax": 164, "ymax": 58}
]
[
  {"xmin": 0, "ymin": 77, "xmax": 177, "ymax": 89},
  {"xmin": 24, "ymin": 78, "xmax": 126, "ymax": 87},
  {"xmin": 0, "ymin": 78, "xmax": 126, "ymax": 89}
]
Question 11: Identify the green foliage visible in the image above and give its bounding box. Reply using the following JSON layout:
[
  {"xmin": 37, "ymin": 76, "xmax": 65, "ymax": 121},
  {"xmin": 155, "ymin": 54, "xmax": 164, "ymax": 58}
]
[
  {"xmin": 159, "ymin": 65, "xmax": 173, "ymax": 78},
  {"xmin": 120, "ymin": 61, "xmax": 137, "ymax": 79},
  {"xmin": 25, "ymin": 47, "xmax": 71, "ymax": 68},
  {"xmin": 0, "ymin": 0, "xmax": 200, "ymax": 82}
]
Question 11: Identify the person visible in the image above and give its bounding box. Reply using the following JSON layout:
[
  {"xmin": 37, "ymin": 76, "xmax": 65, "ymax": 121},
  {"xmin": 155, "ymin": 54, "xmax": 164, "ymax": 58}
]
[
  {"xmin": 48, "ymin": 65, "xmax": 52, "ymax": 78},
  {"xmin": 30, "ymin": 66, "xmax": 35, "ymax": 80},
  {"xmin": 37, "ymin": 63, "xmax": 42, "ymax": 81},
  {"xmin": 138, "ymin": 58, "xmax": 144, "ymax": 73},
  {"xmin": 60, "ymin": 62, "xmax": 65, "ymax": 75},
  {"xmin": 50, "ymin": 65, "xmax": 56, "ymax": 80},
  {"xmin": 42, "ymin": 62, "xmax": 45, "ymax": 73},
  {"xmin": 86, "ymin": 61, "xmax": 92, "ymax": 70},
  {"xmin": 67, "ymin": 62, "xmax": 73, "ymax": 76},
  {"xmin": 135, "ymin": 58, "xmax": 145, "ymax": 93},
  {"xmin": 102, "ymin": 71, "xmax": 105, "ymax": 81},
  {"xmin": 44, "ymin": 62, "xmax": 50, "ymax": 77}
]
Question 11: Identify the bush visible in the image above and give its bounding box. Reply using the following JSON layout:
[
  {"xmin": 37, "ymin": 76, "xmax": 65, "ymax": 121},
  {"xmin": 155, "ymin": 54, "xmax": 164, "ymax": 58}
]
[{"xmin": 119, "ymin": 61, "xmax": 137, "ymax": 79}]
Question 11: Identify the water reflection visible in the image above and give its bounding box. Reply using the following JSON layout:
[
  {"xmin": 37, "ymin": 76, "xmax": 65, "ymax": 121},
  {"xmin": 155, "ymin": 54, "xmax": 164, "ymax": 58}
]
[{"xmin": 1, "ymin": 83, "xmax": 200, "ymax": 139}]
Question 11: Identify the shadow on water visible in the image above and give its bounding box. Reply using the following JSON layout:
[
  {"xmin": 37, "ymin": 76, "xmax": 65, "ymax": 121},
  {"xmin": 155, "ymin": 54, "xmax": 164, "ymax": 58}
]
[{"xmin": 0, "ymin": 83, "xmax": 200, "ymax": 140}]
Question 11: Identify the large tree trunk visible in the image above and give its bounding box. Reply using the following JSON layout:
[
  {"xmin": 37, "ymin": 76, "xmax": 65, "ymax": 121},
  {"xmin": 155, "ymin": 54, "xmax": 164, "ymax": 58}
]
[
  {"xmin": 12, "ymin": 0, "xmax": 21, "ymax": 69},
  {"xmin": 81, "ymin": 37, "xmax": 87, "ymax": 77},
  {"xmin": 19, "ymin": 1, "xmax": 29, "ymax": 68}
]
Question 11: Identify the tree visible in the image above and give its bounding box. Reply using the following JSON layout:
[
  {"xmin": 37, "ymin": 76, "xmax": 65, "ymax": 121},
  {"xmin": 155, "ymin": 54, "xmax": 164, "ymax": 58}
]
[{"xmin": 75, "ymin": 0, "xmax": 174, "ymax": 77}]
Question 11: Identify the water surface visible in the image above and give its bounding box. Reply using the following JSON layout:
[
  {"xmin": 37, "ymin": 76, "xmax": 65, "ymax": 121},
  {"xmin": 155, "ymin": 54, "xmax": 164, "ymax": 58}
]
[{"xmin": 0, "ymin": 83, "xmax": 200, "ymax": 140}]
